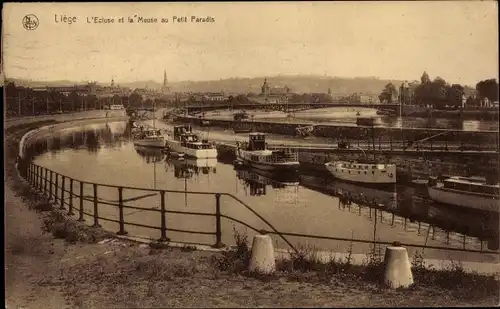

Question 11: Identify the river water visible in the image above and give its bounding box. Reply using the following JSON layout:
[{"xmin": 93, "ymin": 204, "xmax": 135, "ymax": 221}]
[{"xmin": 30, "ymin": 120, "xmax": 498, "ymax": 264}]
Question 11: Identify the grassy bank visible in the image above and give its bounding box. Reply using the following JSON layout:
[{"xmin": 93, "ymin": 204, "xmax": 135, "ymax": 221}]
[{"xmin": 5, "ymin": 119, "xmax": 500, "ymax": 308}]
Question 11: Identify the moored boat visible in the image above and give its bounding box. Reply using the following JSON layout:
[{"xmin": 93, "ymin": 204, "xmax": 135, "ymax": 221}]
[
  {"xmin": 233, "ymin": 122, "xmax": 253, "ymax": 133},
  {"xmin": 133, "ymin": 128, "xmax": 165, "ymax": 148},
  {"xmin": 235, "ymin": 132, "xmax": 300, "ymax": 172},
  {"xmin": 325, "ymin": 160, "xmax": 397, "ymax": 184},
  {"xmin": 427, "ymin": 176, "xmax": 499, "ymax": 213},
  {"xmin": 165, "ymin": 124, "xmax": 218, "ymax": 159}
]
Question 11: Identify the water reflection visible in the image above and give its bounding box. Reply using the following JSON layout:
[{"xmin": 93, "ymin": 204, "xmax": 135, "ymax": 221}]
[
  {"xmin": 165, "ymin": 156, "xmax": 218, "ymax": 178},
  {"xmin": 134, "ymin": 145, "xmax": 165, "ymax": 164},
  {"xmin": 300, "ymin": 172, "xmax": 497, "ymax": 244},
  {"xmin": 30, "ymin": 122, "xmax": 499, "ymax": 252},
  {"xmin": 26, "ymin": 122, "xmax": 126, "ymax": 158},
  {"xmin": 235, "ymin": 165, "xmax": 300, "ymax": 201}
]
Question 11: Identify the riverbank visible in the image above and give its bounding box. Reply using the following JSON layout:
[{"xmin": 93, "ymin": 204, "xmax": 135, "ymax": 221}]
[
  {"xmin": 5, "ymin": 117, "xmax": 500, "ymax": 307},
  {"xmin": 174, "ymin": 115, "xmax": 499, "ymax": 145},
  {"xmin": 403, "ymin": 107, "xmax": 499, "ymax": 121}
]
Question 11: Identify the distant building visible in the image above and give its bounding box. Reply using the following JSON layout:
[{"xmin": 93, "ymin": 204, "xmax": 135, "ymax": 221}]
[
  {"xmin": 203, "ymin": 92, "xmax": 226, "ymax": 101},
  {"xmin": 161, "ymin": 69, "xmax": 171, "ymax": 94},
  {"xmin": 359, "ymin": 93, "xmax": 378, "ymax": 104},
  {"xmin": 260, "ymin": 78, "xmax": 290, "ymax": 95},
  {"xmin": 399, "ymin": 80, "xmax": 419, "ymax": 105},
  {"xmin": 190, "ymin": 91, "xmax": 226, "ymax": 102},
  {"xmin": 256, "ymin": 78, "xmax": 290, "ymax": 104},
  {"xmin": 463, "ymin": 88, "xmax": 477, "ymax": 99}
]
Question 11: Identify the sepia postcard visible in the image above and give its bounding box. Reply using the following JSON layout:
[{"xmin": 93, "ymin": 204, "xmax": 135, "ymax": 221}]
[{"xmin": 3, "ymin": 1, "xmax": 499, "ymax": 308}]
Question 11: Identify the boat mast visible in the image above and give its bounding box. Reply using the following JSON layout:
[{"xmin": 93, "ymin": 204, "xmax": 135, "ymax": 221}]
[{"xmin": 371, "ymin": 124, "xmax": 376, "ymax": 161}]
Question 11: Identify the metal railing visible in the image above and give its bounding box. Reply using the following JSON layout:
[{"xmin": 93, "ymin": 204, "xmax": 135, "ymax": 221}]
[{"xmin": 22, "ymin": 162, "xmax": 499, "ymax": 255}]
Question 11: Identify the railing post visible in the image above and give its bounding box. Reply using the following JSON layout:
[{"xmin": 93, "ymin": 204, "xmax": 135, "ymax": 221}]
[
  {"xmin": 38, "ymin": 166, "xmax": 43, "ymax": 192},
  {"xmin": 48, "ymin": 171, "xmax": 53, "ymax": 201},
  {"xmin": 78, "ymin": 182, "xmax": 85, "ymax": 222},
  {"xmin": 37, "ymin": 166, "xmax": 41, "ymax": 191},
  {"xmin": 92, "ymin": 183, "xmax": 101, "ymax": 228},
  {"xmin": 33, "ymin": 165, "xmax": 38, "ymax": 189},
  {"xmin": 159, "ymin": 190, "xmax": 169, "ymax": 242},
  {"xmin": 31, "ymin": 164, "xmax": 35, "ymax": 185},
  {"xmin": 60, "ymin": 176, "xmax": 66, "ymax": 209},
  {"xmin": 116, "ymin": 187, "xmax": 128, "ymax": 235},
  {"xmin": 68, "ymin": 178, "xmax": 74, "ymax": 216},
  {"xmin": 54, "ymin": 173, "xmax": 59, "ymax": 204},
  {"xmin": 44, "ymin": 168, "xmax": 48, "ymax": 198},
  {"xmin": 28, "ymin": 164, "xmax": 32, "ymax": 185},
  {"xmin": 213, "ymin": 193, "xmax": 224, "ymax": 248}
]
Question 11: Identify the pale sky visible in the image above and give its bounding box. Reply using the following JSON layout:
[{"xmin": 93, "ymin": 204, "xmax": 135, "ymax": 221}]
[{"xmin": 2, "ymin": 1, "xmax": 498, "ymax": 86}]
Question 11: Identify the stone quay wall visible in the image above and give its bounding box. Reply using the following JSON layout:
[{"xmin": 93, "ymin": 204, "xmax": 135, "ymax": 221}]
[{"xmin": 176, "ymin": 116, "xmax": 499, "ymax": 147}]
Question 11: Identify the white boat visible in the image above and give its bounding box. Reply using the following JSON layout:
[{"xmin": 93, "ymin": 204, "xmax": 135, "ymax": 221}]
[
  {"xmin": 325, "ymin": 160, "xmax": 397, "ymax": 184},
  {"xmin": 427, "ymin": 176, "xmax": 499, "ymax": 213},
  {"xmin": 235, "ymin": 132, "xmax": 300, "ymax": 172},
  {"xmin": 133, "ymin": 128, "xmax": 165, "ymax": 148},
  {"xmin": 166, "ymin": 124, "xmax": 218, "ymax": 159}
]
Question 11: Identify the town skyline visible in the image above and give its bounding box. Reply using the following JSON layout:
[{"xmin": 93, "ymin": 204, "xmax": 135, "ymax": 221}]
[{"xmin": 3, "ymin": 2, "xmax": 498, "ymax": 87}]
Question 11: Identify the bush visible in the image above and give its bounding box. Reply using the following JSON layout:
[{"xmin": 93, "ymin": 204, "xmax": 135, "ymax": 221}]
[{"xmin": 212, "ymin": 227, "xmax": 251, "ymax": 273}]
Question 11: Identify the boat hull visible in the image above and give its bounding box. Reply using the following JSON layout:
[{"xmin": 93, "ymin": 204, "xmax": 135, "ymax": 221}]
[
  {"xmin": 166, "ymin": 140, "xmax": 218, "ymax": 159},
  {"xmin": 134, "ymin": 137, "xmax": 165, "ymax": 148},
  {"xmin": 427, "ymin": 186, "xmax": 499, "ymax": 213},
  {"xmin": 236, "ymin": 155, "xmax": 300, "ymax": 172},
  {"xmin": 325, "ymin": 163, "xmax": 397, "ymax": 184}
]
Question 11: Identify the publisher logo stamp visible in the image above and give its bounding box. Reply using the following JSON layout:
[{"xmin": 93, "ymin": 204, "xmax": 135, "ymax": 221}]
[{"xmin": 23, "ymin": 14, "xmax": 39, "ymax": 31}]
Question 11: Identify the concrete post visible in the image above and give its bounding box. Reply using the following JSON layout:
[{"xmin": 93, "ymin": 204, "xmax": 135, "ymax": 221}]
[
  {"xmin": 383, "ymin": 244, "xmax": 414, "ymax": 289},
  {"xmin": 249, "ymin": 234, "xmax": 276, "ymax": 274}
]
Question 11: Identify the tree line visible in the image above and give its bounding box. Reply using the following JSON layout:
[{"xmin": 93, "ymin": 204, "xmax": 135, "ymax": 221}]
[
  {"xmin": 4, "ymin": 82, "xmax": 174, "ymax": 117},
  {"xmin": 378, "ymin": 72, "xmax": 498, "ymax": 108}
]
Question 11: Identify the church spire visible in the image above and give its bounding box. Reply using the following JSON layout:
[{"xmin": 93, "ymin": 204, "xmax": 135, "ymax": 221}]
[{"xmin": 163, "ymin": 69, "xmax": 168, "ymax": 86}]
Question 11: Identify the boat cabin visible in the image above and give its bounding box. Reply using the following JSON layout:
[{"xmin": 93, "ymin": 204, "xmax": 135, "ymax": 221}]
[
  {"xmin": 247, "ymin": 133, "xmax": 266, "ymax": 151},
  {"xmin": 172, "ymin": 124, "xmax": 214, "ymax": 149},
  {"xmin": 442, "ymin": 177, "xmax": 499, "ymax": 196},
  {"xmin": 332, "ymin": 161, "xmax": 392, "ymax": 175},
  {"xmin": 137, "ymin": 128, "xmax": 162, "ymax": 139},
  {"xmin": 173, "ymin": 125, "xmax": 195, "ymax": 140}
]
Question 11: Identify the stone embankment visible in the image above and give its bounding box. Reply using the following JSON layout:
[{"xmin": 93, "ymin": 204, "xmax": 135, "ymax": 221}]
[{"xmin": 175, "ymin": 115, "xmax": 499, "ymax": 145}]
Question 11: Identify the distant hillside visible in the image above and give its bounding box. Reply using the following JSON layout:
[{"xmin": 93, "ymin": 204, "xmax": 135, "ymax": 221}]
[
  {"xmin": 166, "ymin": 76, "xmax": 408, "ymax": 95},
  {"xmin": 6, "ymin": 75, "xmax": 417, "ymax": 95}
]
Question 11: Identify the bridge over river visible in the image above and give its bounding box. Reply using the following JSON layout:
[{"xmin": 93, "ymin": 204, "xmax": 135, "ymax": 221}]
[{"xmin": 185, "ymin": 102, "xmax": 401, "ymax": 114}]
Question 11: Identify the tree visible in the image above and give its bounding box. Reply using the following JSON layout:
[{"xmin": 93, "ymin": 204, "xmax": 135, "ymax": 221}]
[
  {"xmin": 447, "ymin": 84, "xmax": 464, "ymax": 107},
  {"xmin": 235, "ymin": 94, "xmax": 249, "ymax": 104},
  {"xmin": 112, "ymin": 94, "xmax": 121, "ymax": 106},
  {"xmin": 129, "ymin": 92, "xmax": 143, "ymax": 108},
  {"xmin": 421, "ymin": 71, "xmax": 430, "ymax": 84},
  {"xmin": 378, "ymin": 83, "xmax": 398, "ymax": 103},
  {"xmin": 476, "ymin": 79, "xmax": 498, "ymax": 102},
  {"xmin": 414, "ymin": 77, "xmax": 452, "ymax": 107}
]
